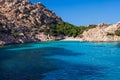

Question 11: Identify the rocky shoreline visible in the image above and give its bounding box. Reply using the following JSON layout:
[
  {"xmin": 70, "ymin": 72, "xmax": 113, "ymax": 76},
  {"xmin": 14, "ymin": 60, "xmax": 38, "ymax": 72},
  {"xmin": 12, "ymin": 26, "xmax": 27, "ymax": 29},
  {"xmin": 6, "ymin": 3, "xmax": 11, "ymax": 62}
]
[
  {"xmin": 1, "ymin": 21, "xmax": 120, "ymax": 46},
  {"xmin": 80, "ymin": 22, "xmax": 120, "ymax": 42},
  {"xmin": 61, "ymin": 22, "xmax": 120, "ymax": 42},
  {"xmin": 0, "ymin": 33, "xmax": 65, "ymax": 46}
]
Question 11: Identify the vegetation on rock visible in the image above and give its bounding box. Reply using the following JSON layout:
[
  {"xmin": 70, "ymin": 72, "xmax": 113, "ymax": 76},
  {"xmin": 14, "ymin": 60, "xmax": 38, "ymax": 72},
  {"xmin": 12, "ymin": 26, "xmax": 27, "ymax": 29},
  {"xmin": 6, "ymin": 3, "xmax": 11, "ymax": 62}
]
[
  {"xmin": 115, "ymin": 30, "xmax": 120, "ymax": 36},
  {"xmin": 107, "ymin": 32, "xmax": 115, "ymax": 36},
  {"xmin": 44, "ymin": 22, "xmax": 97, "ymax": 37}
]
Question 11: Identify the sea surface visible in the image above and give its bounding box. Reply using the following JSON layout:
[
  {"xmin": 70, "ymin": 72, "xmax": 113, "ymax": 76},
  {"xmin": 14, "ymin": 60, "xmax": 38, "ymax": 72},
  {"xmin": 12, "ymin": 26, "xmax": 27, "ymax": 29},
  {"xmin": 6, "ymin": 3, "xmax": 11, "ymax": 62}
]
[{"xmin": 0, "ymin": 41, "xmax": 120, "ymax": 80}]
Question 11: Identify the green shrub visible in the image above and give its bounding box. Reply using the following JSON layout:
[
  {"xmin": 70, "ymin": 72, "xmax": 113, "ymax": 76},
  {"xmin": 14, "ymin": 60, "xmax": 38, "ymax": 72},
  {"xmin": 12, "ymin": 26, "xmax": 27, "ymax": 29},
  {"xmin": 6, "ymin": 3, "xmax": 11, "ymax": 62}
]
[
  {"xmin": 7, "ymin": 0, "xmax": 14, "ymax": 3},
  {"xmin": 43, "ymin": 22, "xmax": 97, "ymax": 37},
  {"xmin": 107, "ymin": 32, "xmax": 114, "ymax": 36},
  {"xmin": 115, "ymin": 30, "xmax": 120, "ymax": 36},
  {"xmin": 12, "ymin": 32, "xmax": 19, "ymax": 38}
]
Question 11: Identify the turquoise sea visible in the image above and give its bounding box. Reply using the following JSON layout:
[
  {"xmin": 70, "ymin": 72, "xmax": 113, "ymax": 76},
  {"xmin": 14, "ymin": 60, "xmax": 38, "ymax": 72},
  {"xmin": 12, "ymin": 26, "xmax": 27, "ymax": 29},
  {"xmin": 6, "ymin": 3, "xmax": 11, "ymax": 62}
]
[{"xmin": 0, "ymin": 41, "xmax": 120, "ymax": 80}]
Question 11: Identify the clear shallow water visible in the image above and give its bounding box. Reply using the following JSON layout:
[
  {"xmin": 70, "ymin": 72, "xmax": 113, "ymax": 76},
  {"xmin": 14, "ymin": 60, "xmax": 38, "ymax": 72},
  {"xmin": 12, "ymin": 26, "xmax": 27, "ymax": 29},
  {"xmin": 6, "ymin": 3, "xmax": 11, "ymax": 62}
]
[{"xmin": 0, "ymin": 41, "xmax": 120, "ymax": 80}]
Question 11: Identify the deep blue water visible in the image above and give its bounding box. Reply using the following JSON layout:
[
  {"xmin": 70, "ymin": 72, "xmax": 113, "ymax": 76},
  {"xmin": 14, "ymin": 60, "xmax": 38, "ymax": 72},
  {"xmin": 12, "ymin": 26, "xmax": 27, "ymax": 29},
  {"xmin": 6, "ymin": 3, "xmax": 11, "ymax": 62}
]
[{"xmin": 0, "ymin": 41, "xmax": 120, "ymax": 80}]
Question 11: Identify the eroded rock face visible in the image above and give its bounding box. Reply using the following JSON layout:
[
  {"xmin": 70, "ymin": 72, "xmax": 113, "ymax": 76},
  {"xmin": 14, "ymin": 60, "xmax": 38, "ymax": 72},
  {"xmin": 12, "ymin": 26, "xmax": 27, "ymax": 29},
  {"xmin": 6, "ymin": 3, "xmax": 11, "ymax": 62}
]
[
  {"xmin": 81, "ymin": 22, "xmax": 120, "ymax": 42},
  {"xmin": 0, "ymin": 0, "xmax": 62, "ymax": 45}
]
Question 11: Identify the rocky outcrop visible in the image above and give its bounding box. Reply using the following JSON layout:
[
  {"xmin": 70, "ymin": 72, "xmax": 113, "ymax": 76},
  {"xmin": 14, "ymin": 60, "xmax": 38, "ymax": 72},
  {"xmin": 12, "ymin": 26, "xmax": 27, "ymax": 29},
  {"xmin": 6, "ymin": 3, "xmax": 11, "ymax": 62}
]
[
  {"xmin": 0, "ymin": 0, "xmax": 62, "ymax": 46},
  {"xmin": 81, "ymin": 22, "xmax": 120, "ymax": 42}
]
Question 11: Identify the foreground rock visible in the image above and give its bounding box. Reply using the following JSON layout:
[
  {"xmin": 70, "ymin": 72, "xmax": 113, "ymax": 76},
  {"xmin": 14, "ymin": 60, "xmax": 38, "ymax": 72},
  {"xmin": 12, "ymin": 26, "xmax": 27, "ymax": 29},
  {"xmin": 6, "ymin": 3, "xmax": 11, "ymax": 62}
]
[
  {"xmin": 81, "ymin": 22, "xmax": 120, "ymax": 42},
  {"xmin": 0, "ymin": 0, "xmax": 62, "ymax": 46}
]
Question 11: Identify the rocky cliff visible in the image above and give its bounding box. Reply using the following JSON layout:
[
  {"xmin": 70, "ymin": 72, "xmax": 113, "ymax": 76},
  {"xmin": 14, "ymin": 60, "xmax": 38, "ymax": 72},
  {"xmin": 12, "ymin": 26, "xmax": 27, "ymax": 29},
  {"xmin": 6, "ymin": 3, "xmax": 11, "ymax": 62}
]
[
  {"xmin": 0, "ymin": 0, "xmax": 62, "ymax": 46},
  {"xmin": 81, "ymin": 22, "xmax": 120, "ymax": 42}
]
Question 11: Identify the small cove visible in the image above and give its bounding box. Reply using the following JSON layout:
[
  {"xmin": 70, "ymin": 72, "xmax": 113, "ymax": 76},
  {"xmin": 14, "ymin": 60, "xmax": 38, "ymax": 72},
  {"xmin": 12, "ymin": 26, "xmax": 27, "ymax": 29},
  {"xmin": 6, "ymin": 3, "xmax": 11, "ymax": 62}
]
[{"xmin": 0, "ymin": 41, "xmax": 120, "ymax": 80}]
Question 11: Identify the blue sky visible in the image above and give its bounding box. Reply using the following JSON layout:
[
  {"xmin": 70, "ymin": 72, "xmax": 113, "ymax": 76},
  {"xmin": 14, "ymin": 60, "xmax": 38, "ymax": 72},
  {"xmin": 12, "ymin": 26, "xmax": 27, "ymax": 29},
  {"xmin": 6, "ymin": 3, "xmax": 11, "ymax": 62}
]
[{"xmin": 30, "ymin": 0, "xmax": 120, "ymax": 26}]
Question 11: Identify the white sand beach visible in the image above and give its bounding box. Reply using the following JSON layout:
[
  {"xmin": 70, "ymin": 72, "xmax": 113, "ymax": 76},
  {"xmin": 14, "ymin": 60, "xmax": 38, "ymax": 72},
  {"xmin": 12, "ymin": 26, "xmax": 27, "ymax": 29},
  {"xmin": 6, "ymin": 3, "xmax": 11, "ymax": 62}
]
[{"xmin": 61, "ymin": 37, "xmax": 81, "ymax": 41}]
